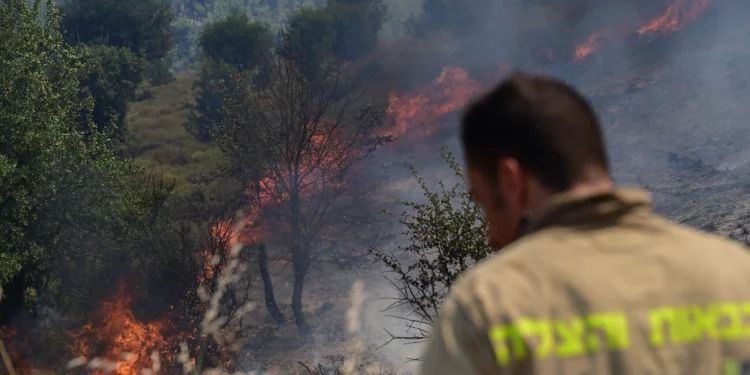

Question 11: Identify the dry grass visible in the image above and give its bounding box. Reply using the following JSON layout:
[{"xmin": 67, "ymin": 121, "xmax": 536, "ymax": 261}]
[{"xmin": 125, "ymin": 72, "xmax": 225, "ymax": 195}]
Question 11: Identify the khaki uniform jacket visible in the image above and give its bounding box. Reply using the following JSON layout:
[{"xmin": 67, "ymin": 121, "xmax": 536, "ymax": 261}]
[{"xmin": 419, "ymin": 188, "xmax": 750, "ymax": 375}]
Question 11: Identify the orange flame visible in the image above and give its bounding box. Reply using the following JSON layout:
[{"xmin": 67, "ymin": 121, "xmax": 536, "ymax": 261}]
[
  {"xmin": 574, "ymin": 0, "xmax": 713, "ymax": 60},
  {"xmin": 225, "ymin": 130, "xmax": 350, "ymax": 246},
  {"xmin": 637, "ymin": 0, "xmax": 711, "ymax": 34},
  {"xmin": 384, "ymin": 66, "xmax": 482, "ymax": 139},
  {"xmin": 574, "ymin": 26, "xmax": 625, "ymax": 61},
  {"xmin": 197, "ymin": 219, "xmax": 239, "ymax": 286},
  {"xmin": 69, "ymin": 285, "xmax": 169, "ymax": 375}
]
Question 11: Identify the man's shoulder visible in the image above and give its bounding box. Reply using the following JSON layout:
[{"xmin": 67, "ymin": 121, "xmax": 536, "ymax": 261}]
[{"xmin": 450, "ymin": 218, "xmax": 750, "ymax": 313}]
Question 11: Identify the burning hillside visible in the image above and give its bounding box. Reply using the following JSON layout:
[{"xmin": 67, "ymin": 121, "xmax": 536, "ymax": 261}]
[
  {"xmin": 37, "ymin": 1, "xmax": 724, "ymax": 373},
  {"xmin": 382, "ymin": 0, "xmax": 716, "ymax": 142}
]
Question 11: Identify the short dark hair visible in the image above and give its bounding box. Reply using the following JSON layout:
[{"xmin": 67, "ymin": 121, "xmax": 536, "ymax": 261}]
[{"xmin": 460, "ymin": 72, "xmax": 609, "ymax": 192}]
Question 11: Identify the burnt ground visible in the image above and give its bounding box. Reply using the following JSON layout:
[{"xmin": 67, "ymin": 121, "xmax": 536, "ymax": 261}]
[{"xmin": 588, "ymin": 43, "xmax": 750, "ymax": 238}]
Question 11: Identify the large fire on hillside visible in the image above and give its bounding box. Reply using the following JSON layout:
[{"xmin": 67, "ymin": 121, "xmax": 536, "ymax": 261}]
[{"xmin": 53, "ymin": 0, "xmax": 716, "ymax": 373}]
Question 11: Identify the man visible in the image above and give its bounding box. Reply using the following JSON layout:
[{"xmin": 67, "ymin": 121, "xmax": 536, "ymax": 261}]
[{"xmin": 419, "ymin": 72, "xmax": 750, "ymax": 375}]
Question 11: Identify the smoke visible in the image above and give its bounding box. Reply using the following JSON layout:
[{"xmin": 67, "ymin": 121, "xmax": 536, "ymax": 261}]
[
  {"xmin": 359, "ymin": 261, "xmax": 423, "ymax": 374},
  {"xmin": 383, "ymin": 0, "xmax": 750, "ymax": 185},
  {"xmin": 588, "ymin": 0, "xmax": 750, "ymax": 185},
  {"xmin": 182, "ymin": 0, "xmax": 750, "ymax": 372},
  {"xmin": 344, "ymin": 0, "xmax": 750, "ymax": 370}
]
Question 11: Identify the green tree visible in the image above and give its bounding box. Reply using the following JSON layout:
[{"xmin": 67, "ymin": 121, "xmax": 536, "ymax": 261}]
[
  {"xmin": 283, "ymin": 0, "xmax": 384, "ymax": 83},
  {"xmin": 370, "ymin": 149, "xmax": 491, "ymax": 343},
  {"xmin": 187, "ymin": 60, "xmax": 232, "ymax": 142},
  {"xmin": 59, "ymin": 0, "xmax": 174, "ymax": 61},
  {"xmin": 187, "ymin": 15, "xmax": 273, "ymax": 142},
  {"xmin": 144, "ymin": 57, "xmax": 177, "ymax": 86},
  {"xmin": 0, "ymin": 0, "xmax": 135, "ymax": 318},
  {"xmin": 0, "ymin": 3, "xmax": 222, "ymax": 368},
  {"xmin": 172, "ymin": 17, "xmax": 201, "ymax": 71},
  {"xmin": 285, "ymin": 7, "xmax": 336, "ymax": 57},
  {"xmin": 198, "ymin": 13, "xmax": 273, "ymax": 69},
  {"xmin": 79, "ymin": 45, "xmax": 146, "ymax": 137},
  {"xmin": 327, "ymin": 0, "xmax": 386, "ymax": 60},
  {"xmin": 59, "ymin": 0, "xmax": 174, "ymax": 136}
]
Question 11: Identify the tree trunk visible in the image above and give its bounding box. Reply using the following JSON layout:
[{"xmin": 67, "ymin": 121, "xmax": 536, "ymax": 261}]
[
  {"xmin": 257, "ymin": 243, "xmax": 286, "ymax": 325},
  {"xmin": 194, "ymin": 335, "xmax": 210, "ymax": 375},
  {"xmin": 291, "ymin": 246, "xmax": 311, "ymax": 336},
  {"xmin": 288, "ymin": 179, "xmax": 311, "ymax": 336}
]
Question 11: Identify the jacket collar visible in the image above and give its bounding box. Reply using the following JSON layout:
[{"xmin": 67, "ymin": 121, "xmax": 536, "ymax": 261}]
[{"xmin": 524, "ymin": 187, "xmax": 652, "ymax": 234}]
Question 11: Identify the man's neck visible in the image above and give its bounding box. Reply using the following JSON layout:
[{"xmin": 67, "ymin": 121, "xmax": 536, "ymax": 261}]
[
  {"xmin": 528, "ymin": 177, "xmax": 614, "ymax": 215},
  {"xmin": 566, "ymin": 179, "xmax": 615, "ymax": 199}
]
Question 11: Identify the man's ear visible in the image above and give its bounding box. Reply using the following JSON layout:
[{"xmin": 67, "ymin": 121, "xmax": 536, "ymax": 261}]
[{"xmin": 496, "ymin": 158, "xmax": 522, "ymax": 196}]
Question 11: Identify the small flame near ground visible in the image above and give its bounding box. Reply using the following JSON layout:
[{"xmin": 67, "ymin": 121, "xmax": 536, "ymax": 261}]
[{"xmin": 68, "ymin": 285, "xmax": 170, "ymax": 375}]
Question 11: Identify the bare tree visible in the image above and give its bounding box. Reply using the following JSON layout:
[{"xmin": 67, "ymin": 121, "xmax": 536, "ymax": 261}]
[{"xmin": 215, "ymin": 32, "xmax": 390, "ymax": 335}]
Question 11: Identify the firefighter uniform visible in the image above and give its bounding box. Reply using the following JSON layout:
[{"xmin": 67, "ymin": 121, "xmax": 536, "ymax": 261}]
[{"xmin": 419, "ymin": 188, "xmax": 750, "ymax": 375}]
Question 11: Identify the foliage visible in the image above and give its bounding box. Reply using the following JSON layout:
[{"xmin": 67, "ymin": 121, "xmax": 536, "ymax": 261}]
[
  {"xmin": 186, "ymin": 15, "xmax": 273, "ymax": 143},
  {"xmin": 284, "ymin": 6, "xmax": 337, "ymax": 83},
  {"xmin": 370, "ymin": 149, "xmax": 491, "ymax": 343},
  {"xmin": 186, "ymin": 59, "xmax": 232, "ymax": 143},
  {"xmin": 198, "ymin": 14, "xmax": 274, "ymax": 69},
  {"xmin": 59, "ymin": 0, "xmax": 174, "ymax": 61},
  {"xmin": 59, "ymin": 0, "xmax": 175, "ymax": 136},
  {"xmin": 172, "ymin": 0, "xmax": 274, "ymax": 22},
  {"xmin": 285, "ymin": 0, "xmax": 385, "ymax": 67},
  {"xmin": 327, "ymin": 0, "xmax": 387, "ymax": 61},
  {"xmin": 167, "ymin": 0, "xmax": 289, "ymax": 71},
  {"xmin": 172, "ymin": 17, "xmax": 201, "ymax": 72},
  {"xmin": 125, "ymin": 73, "xmax": 227, "ymax": 197},
  {"xmin": 79, "ymin": 45, "xmax": 147, "ymax": 138},
  {"xmin": 0, "ymin": 0, "xmax": 149, "ymax": 319},
  {"xmin": 0, "ymin": 6, "xmax": 214, "ymax": 372},
  {"xmin": 168, "ymin": 0, "xmax": 384, "ymax": 72},
  {"xmin": 0, "ymin": 0, "xmax": 98, "ymax": 292},
  {"xmin": 145, "ymin": 57, "xmax": 177, "ymax": 86}
]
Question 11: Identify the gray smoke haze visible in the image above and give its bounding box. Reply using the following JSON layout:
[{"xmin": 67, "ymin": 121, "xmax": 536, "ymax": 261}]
[
  {"xmin": 378, "ymin": 0, "xmax": 750, "ymax": 193},
  {"xmin": 292, "ymin": 0, "xmax": 750, "ymax": 372}
]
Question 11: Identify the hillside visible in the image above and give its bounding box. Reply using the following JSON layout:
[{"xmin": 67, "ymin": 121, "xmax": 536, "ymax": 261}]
[
  {"xmin": 52, "ymin": 0, "xmax": 750, "ymax": 373},
  {"xmin": 14, "ymin": 0, "xmax": 733, "ymax": 373},
  {"xmin": 125, "ymin": 73, "xmax": 225, "ymax": 196}
]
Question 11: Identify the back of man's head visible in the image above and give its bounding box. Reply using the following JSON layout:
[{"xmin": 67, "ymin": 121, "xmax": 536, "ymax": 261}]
[{"xmin": 461, "ymin": 72, "xmax": 609, "ymax": 193}]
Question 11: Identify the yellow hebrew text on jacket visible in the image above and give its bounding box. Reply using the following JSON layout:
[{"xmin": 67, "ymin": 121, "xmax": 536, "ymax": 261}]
[
  {"xmin": 488, "ymin": 302, "xmax": 750, "ymax": 367},
  {"xmin": 488, "ymin": 313, "xmax": 629, "ymax": 366},
  {"xmin": 649, "ymin": 302, "xmax": 750, "ymax": 346}
]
